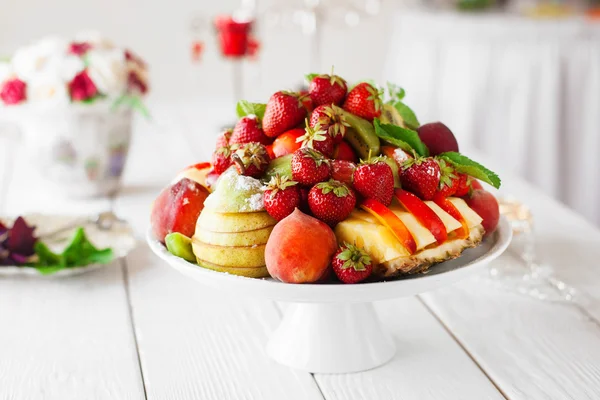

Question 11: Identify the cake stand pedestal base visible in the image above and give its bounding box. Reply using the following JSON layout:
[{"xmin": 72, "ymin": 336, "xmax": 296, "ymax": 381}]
[{"xmin": 266, "ymin": 302, "xmax": 396, "ymax": 373}]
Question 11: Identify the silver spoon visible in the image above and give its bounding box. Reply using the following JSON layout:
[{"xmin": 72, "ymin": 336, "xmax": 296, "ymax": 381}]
[{"xmin": 39, "ymin": 211, "xmax": 124, "ymax": 240}]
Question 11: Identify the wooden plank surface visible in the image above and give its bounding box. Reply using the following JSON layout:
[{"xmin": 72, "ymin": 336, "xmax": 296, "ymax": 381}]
[{"xmin": 0, "ymin": 141, "xmax": 145, "ymax": 400}]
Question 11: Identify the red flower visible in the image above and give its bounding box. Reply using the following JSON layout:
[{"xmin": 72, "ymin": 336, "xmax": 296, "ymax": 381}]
[
  {"xmin": 69, "ymin": 42, "xmax": 92, "ymax": 56},
  {"xmin": 69, "ymin": 70, "xmax": 98, "ymax": 101},
  {"xmin": 0, "ymin": 78, "xmax": 27, "ymax": 105},
  {"xmin": 128, "ymin": 71, "xmax": 147, "ymax": 94}
]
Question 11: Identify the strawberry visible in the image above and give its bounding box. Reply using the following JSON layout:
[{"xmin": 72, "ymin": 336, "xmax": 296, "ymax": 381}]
[
  {"xmin": 437, "ymin": 158, "xmax": 459, "ymax": 197},
  {"xmin": 342, "ymin": 82, "xmax": 382, "ymax": 121},
  {"xmin": 400, "ymin": 156, "xmax": 441, "ymax": 200},
  {"xmin": 333, "ymin": 141, "xmax": 357, "ymax": 162},
  {"xmin": 353, "ymin": 156, "xmax": 394, "ymax": 206},
  {"xmin": 332, "ymin": 243, "xmax": 373, "ymax": 284},
  {"xmin": 308, "ymin": 72, "xmax": 348, "ymax": 107},
  {"xmin": 232, "ymin": 142, "xmax": 271, "ymax": 178},
  {"xmin": 297, "ymin": 120, "xmax": 335, "ymax": 158},
  {"xmin": 331, "ymin": 159, "xmax": 356, "ymax": 184},
  {"xmin": 263, "ymin": 174, "xmax": 301, "ymax": 221},
  {"xmin": 272, "ymin": 128, "xmax": 304, "ymax": 157},
  {"xmin": 310, "ymin": 104, "xmax": 350, "ymax": 144},
  {"xmin": 308, "ymin": 180, "xmax": 356, "ymax": 226},
  {"xmin": 262, "ymin": 91, "xmax": 308, "ymax": 138},
  {"xmin": 230, "ymin": 116, "xmax": 271, "ymax": 145},
  {"xmin": 299, "ymin": 90, "xmax": 314, "ymax": 113},
  {"xmin": 291, "ymin": 147, "xmax": 331, "ymax": 186},
  {"xmin": 215, "ymin": 129, "xmax": 232, "ymax": 150},
  {"xmin": 211, "ymin": 145, "xmax": 233, "ymax": 174}
]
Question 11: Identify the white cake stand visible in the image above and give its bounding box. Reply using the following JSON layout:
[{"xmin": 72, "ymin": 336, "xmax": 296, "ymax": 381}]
[{"xmin": 147, "ymin": 216, "xmax": 512, "ymax": 374}]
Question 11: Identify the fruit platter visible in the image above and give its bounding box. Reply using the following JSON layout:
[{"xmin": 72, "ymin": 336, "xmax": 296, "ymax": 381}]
[{"xmin": 148, "ymin": 72, "xmax": 512, "ymax": 373}]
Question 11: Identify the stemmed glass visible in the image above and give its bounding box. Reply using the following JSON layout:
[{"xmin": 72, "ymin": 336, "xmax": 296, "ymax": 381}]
[{"xmin": 479, "ymin": 196, "xmax": 578, "ymax": 303}]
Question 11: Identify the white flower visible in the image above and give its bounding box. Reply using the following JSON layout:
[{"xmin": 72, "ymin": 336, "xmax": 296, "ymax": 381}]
[
  {"xmin": 27, "ymin": 74, "xmax": 69, "ymax": 105},
  {"xmin": 86, "ymin": 49, "xmax": 127, "ymax": 95},
  {"xmin": 0, "ymin": 62, "xmax": 12, "ymax": 83},
  {"xmin": 11, "ymin": 36, "xmax": 68, "ymax": 81},
  {"xmin": 74, "ymin": 31, "xmax": 115, "ymax": 50}
]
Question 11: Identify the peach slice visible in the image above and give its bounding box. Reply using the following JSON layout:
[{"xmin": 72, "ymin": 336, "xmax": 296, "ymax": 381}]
[
  {"xmin": 394, "ymin": 189, "xmax": 447, "ymax": 244},
  {"xmin": 360, "ymin": 198, "xmax": 417, "ymax": 254},
  {"xmin": 433, "ymin": 193, "xmax": 469, "ymax": 239},
  {"xmin": 175, "ymin": 162, "xmax": 212, "ymax": 188}
]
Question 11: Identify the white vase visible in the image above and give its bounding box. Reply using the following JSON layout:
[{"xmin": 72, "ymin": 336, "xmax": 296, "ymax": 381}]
[{"xmin": 2, "ymin": 102, "xmax": 133, "ymax": 198}]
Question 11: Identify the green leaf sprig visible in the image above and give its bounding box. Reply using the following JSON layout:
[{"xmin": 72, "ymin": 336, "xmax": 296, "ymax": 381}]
[
  {"xmin": 373, "ymin": 119, "xmax": 429, "ymax": 157},
  {"xmin": 437, "ymin": 152, "xmax": 501, "ymax": 189},
  {"xmin": 236, "ymin": 100, "xmax": 266, "ymax": 120}
]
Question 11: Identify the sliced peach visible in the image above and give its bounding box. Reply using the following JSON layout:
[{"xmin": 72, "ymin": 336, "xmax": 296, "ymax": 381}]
[
  {"xmin": 433, "ymin": 193, "xmax": 469, "ymax": 239},
  {"xmin": 394, "ymin": 189, "xmax": 447, "ymax": 244},
  {"xmin": 361, "ymin": 198, "xmax": 417, "ymax": 254}
]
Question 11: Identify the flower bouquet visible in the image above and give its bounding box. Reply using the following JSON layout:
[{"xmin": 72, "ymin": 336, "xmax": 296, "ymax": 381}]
[{"xmin": 0, "ymin": 32, "xmax": 149, "ymax": 197}]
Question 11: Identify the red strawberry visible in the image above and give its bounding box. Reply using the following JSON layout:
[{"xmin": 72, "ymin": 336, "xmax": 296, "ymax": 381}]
[
  {"xmin": 331, "ymin": 160, "xmax": 356, "ymax": 184},
  {"xmin": 308, "ymin": 72, "xmax": 348, "ymax": 107},
  {"xmin": 297, "ymin": 120, "xmax": 335, "ymax": 158},
  {"xmin": 215, "ymin": 129, "xmax": 232, "ymax": 150},
  {"xmin": 262, "ymin": 91, "xmax": 308, "ymax": 138},
  {"xmin": 299, "ymin": 90, "xmax": 314, "ymax": 113},
  {"xmin": 308, "ymin": 180, "xmax": 356, "ymax": 226},
  {"xmin": 400, "ymin": 157, "xmax": 441, "ymax": 200},
  {"xmin": 332, "ymin": 243, "xmax": 373, "ymax": 284},
  {"xmin": 211, "ymin": 145, "xmax": 233, "ymax": 174},
  {"xmin": 437, "ymin": 159, "xmax": 459, "ymax": 197},
  {"xmin": 342, "ymin": 82, "xmax": 382, "ymax": 121},
  {"xmin": 291, "ymin": 147, "xmax": 331, "ymax": 186},
  {"xmin": 263, "ymin": 175, "xmax": 301, "ymax": 221},
  {"xmin": 470, "ymin": 178, "xmax": 483, "ymax": 192},
  {"xmin": 333, "ymin": 141, "xmax": 357, "ymax": 162},
  {"xmin": 353, "ymin": 156, "xmax": 394, "ymax": 206},
  {"xmin": 272, "ymin": 128, "xmax": 304, "ymax": 157},
  {"xmin": 232, "ymin": 142, "xmax": 271, "ymax": 178},
  {"xmin": 230, "ymin": 116, "xmax": 271, "ymax": 145},
  {"xmin": 310, "ymin": 104, "xmax": 350, "ymax": 144}
]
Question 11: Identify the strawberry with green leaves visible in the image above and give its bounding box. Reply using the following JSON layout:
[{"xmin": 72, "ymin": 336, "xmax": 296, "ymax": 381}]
[
  {"xmin": 232, "ymin": 142, "xmax": 271, "ymax": 178},
  {"xmin": 291, "ymin": 147, "xmax": 331, "ymax": 186},
  {"xmin": 262, "ymin": 91, "xmax": 308, "ymax": 138},
  {"xmin": 307, "ymin": 71, "xmax": 348, "ymax": 107},
  {"xmin": 332, "ymin": 243, "xmax": 373, "ymax": 284},
  {"xmin": 353, "ymin": 156, "xmax": 394, "ymax": 206},
  {"xmin": 263, "ymin": 175, "xmax": 301, "ymax": 221},
  {"xmin": 310, "ymin": 104, "xmax": 350, "ymax": 144},
  {"xmin": 297, "ymin": 120, "xmax": 335, "ymax": 158},
  {"xmin": 230, "ymin": 115, "xmax": 271, "ymax": 145},
  {"xmin": 400, "ymin": 156, "xmax": 441, "ymax": 200},
  {"xmin": 211, "ymin": 144, "xmax": 233, "ymax": 174},
  {"xmin": 343, "ymin": 82, "xmax": 382, "ymax": 121},
  {"xmin": 437, "ymin": 158, "xmax": 459, "ymax": 197},
  {"xmin": 308, "ymin": 180, "xmax": 356, "ymax": 226}
]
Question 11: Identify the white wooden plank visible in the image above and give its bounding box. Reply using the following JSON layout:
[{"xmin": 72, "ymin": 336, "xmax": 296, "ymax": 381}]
[
  {"xmin": 0, "ymin": 144, "xmax": 145, "ymax": 399},
  {"xmin": 422, "ymin": 279, "xmax": 600, "ymax": 400},
  {"xmin": 119, "ymin": 243, "xmax": 324, "ymax": 400},
  {"xmin": 314, "ymin": 297, "xmax": 505, "ymax": 400}
]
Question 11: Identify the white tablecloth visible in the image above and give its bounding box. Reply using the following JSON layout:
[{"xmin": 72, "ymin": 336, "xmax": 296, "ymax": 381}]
[{"xmin": 384, "ymin": 11, "xmax": 600, "ymax": 225}]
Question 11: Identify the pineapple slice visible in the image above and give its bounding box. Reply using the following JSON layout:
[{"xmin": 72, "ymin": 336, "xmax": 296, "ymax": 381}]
[
  {"xmin": 335, "ymin": 217, "xmax": 410, "ymax": 263},
  {"xmin": 389, "ymin": 206, "xmax": 436, "ymax": 250}
]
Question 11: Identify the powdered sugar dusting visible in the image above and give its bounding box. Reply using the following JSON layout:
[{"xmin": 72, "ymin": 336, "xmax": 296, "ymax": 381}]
[
  {"xmin": 246, "ymin": 193, "xmax": 264, "ymax": 212},
  {"xmin": 203, "ymin": 168, "xmax": 265, "ymax": 212}
]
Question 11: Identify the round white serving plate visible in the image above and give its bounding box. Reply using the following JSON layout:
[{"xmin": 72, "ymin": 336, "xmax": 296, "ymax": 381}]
[
  {"xmin": 0, "ymin": 213, "xmax": 135, "ymax": 278},
  {"xmin": 148, "ymin": 216, "xmax": 512, "ymax": 373}
]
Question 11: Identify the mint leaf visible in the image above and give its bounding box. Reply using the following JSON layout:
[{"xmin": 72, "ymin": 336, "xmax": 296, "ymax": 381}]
[
  {"xmin": 236, "ymin": 100, "xmax": 266, "ymax": 120},
  {"xmin": 374, "ymin": 119, "xmax": 429, "ymax": 157},
  {"xmin": 438, "ymin": 152, "xmax": 501, "ymax": 189},
  {"xmin": 32, "ymin": 228, "xmax": 114, "ymax": 274},
  {"xmin": 386, "ymin": 82, "xmax": 405, "ymax": 102},
  {"xmin": 305, "ymin": 73, "xmax": 319, "ymax": 82},
  {"xmin": 392, "ymin": 101, "xmax": 419, "ymax": 130}
]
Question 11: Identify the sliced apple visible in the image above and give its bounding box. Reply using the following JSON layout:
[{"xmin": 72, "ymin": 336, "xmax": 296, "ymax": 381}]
[
  {"xmin": 361, "ymin": 198, "xmax": 417, "ymax": 254},
  {"xmin": 394, "ymin": 189, "xmax": 447, "ymax": 244},
  {"xmin": 424, "ymin": 201, "xmax": 462, "ymax": 233},
  {"xmin": 449, "ymin": 198, "xmax": 483, "ymax": 228},
  {"xmin": 433, "ymin": 194, "xmax": 469, "ymax": 239},
  {"xmin": 195, "ymin": 225, "xmax": 273, "ymax": 247},
  {"xmin": 388, "ymin": 207, "xmax": 436, "ymax": 250}
]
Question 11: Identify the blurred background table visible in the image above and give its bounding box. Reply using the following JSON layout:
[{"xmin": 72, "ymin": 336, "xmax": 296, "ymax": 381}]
[
  {"xmin": 384, "ymin": 11, "xmax": 600, "ymax": 226},
  {"xmin": 1, "ymin": 105, "xmax": 600, "ymax": 399}
]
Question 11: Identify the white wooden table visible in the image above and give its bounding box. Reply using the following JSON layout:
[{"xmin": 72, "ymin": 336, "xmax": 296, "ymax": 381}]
[{"xmin": 1, "ymin": 105, "xmax": 600, "ymax": 400}]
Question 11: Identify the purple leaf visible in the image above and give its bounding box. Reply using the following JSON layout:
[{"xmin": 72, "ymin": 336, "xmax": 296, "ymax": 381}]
[{"xmin": 6, "ymin": 217, "xmax": 37, "ymax": 257}]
